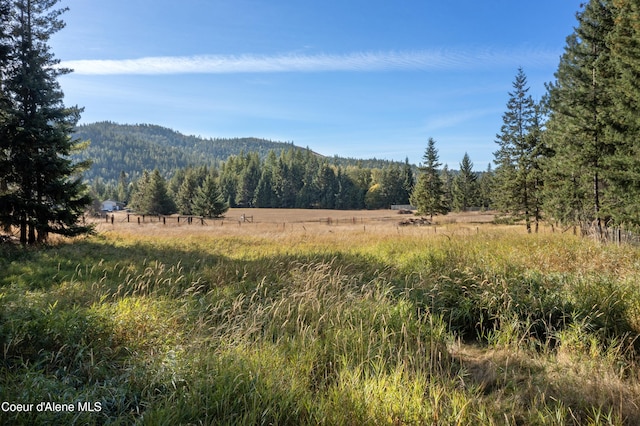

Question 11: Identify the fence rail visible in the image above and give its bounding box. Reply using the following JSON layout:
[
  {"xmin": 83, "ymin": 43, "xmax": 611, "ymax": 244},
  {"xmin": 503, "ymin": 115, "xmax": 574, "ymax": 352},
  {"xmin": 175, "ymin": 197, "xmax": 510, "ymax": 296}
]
[
  {"xmin": 98, "ymin": 213, "xmax": 211, "ymax": 225},
  {"xmin": 94, "ymin": 212, "xmax": 382, "ymax": 228},
  {"xmin": 580, "ymin": 223, "xmax": 640, "ymax": 246}
]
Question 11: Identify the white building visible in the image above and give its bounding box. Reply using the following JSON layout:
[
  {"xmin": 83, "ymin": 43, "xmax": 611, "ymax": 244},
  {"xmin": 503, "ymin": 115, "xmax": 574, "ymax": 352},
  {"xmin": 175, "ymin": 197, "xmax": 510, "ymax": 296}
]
[{"xmin": 100, "ymin": 200, "xmax": 124, "ymax": 212}]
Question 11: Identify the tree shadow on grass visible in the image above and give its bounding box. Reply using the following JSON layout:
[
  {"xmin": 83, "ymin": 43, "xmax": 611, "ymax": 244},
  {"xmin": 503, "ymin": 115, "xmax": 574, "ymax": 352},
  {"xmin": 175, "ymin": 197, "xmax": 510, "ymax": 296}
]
[
  {"xmin": 3, "ymin": 236, "xmax": 639, "ymax": 424},
  {"xmin": 1, "ymin": 236, "xmax": 396, "ymax": 297}
]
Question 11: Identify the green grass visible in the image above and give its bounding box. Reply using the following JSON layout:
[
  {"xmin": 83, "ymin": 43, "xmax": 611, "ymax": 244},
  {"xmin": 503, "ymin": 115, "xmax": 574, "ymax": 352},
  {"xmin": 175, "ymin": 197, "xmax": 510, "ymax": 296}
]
[{"xmin": 1, "ymin": 228, "xmax": 639, "ymax": 424}]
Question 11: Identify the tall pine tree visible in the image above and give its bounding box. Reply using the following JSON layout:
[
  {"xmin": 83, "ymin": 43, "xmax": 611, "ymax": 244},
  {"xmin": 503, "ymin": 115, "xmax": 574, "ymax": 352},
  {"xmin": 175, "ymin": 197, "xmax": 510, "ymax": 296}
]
[
  {"xmin": 0, "ymin": 0, "xmax": 12, "ymax": 232},
  {"xmin": 192, "ymin": 174, "xmax": 228, "ymax": 218},
  {"xmin": 451, "ymin": 153, "xmax": 478, "ymax": 212},
  {"xmin": 410, "ymin": 138, "xmax": 448, "ymax": 220},
  {"xmin": 0, "ymin": 0, "xmax": 91, "ymax": 243},
  {"xmin": 493, "ymin": 68, "xmax": 544, "ymax": 233},
  {"xmin": 544, "ymin": 0, "xmax": 617, "ymax": 230},
  {"xmin": 606, "ymin": 0, "xmax": 640, "ymax": 226}
]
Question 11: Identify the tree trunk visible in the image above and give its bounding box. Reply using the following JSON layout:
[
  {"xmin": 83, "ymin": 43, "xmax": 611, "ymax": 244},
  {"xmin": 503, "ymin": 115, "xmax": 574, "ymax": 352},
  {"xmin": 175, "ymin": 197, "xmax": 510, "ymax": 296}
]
[
  {"xmin": 19, "ymin": 213, "xmax": 27, "ymax": 244},
  {"xmin": 594, "ymin": 170, "xmax": 602, "ymax": 238},
  {"xmin": 28, "ymin": 220, "xmax": 35, "ymax": 244}
]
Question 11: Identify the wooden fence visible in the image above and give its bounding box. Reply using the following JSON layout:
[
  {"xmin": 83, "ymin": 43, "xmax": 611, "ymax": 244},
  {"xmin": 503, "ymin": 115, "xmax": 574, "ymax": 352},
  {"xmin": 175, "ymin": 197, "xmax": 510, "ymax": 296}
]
[
  {"xmin": 96, "ymin": 212, "xmax": 374, "ymax": 228},
  {"xmin": 580, "ymin": 223, "xmax": 640, "ymax": 246},
  {"xmin": 99, "ymin": 213, "xmax": 211, "ymax": 226}
]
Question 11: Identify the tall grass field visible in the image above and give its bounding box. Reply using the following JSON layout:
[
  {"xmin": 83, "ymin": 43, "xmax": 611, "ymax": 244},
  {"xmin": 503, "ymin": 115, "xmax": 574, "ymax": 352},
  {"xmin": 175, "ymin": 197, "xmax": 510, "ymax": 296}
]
[{"xmin": 1, "ymin": 212, "xmax": 639, "ymax": 425}]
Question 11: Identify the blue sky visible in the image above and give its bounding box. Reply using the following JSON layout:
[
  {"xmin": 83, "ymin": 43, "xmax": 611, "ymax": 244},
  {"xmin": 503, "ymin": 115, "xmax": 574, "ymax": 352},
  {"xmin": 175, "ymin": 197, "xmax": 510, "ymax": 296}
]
[{"xmin": 53, "ymin": 0, "xmax": 583, "ymax": 170}]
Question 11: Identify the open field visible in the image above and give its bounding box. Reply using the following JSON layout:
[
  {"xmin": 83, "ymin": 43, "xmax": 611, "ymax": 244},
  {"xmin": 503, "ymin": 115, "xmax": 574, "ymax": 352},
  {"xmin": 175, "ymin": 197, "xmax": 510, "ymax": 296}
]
[
  {"xmin": 2, "ymin": 210, "xmax": 640, "ymax": 424},
  {"xmin": 92, "ymin": 208, "xmax": 501, "ymax": 238}
]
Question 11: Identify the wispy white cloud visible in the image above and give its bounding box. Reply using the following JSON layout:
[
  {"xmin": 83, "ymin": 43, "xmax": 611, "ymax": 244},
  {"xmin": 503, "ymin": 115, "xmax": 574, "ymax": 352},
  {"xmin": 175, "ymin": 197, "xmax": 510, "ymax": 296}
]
[
  {"xmin": 61, "ymin": 47, "xmax": 558, "ymax": 75},
  {"xmin": 423, "ymin": 108, "xmax": 502, "ymax": 131}
]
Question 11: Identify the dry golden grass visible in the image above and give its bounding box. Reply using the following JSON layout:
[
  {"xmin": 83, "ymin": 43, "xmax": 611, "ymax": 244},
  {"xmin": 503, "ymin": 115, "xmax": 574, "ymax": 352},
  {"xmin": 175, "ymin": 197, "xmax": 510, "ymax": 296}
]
[
  {"xmin": 91, "ymin": 208, "xmax": 501, "ymax": 239},
  {"xmin": 4, "ymin": 208, "xmax": 640, "ymax": 424}
]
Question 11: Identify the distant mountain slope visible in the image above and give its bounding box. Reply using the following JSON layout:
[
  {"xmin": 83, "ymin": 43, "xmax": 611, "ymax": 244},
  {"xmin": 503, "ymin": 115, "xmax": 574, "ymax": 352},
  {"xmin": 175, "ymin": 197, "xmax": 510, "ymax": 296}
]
[
  {"xmin": 71, "ymin": 121, "xmax": 406, "ymax": 183},
  {"xmin": 71, "ymin": 122, "xmax": 302, "ymax": 182}
]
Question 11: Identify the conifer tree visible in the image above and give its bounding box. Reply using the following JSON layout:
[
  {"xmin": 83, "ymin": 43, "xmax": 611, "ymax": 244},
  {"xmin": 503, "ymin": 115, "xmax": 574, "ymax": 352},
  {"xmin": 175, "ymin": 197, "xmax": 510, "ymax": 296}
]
[
  {"xmin": 544, "ymin": 0, "xmax": 616, "ymax": 230},
  {"xmin": 176, "ymin": 169, "xmax": 199, "ymax": 215},
  {"xmin": 254, "ymin": 155, "xmax": 277, "ymax": 208},
  {"xmin": 451, "ymin": 153, "xmax": 478, "ymax": 212},
  {"xmin": 315, "ymin": 163, "xmax": 337, "ymax": 209},
  {"xmin": 290, "ymin": 150, "xmax": 316, "ymax": 208},
  {"xmin": 334, "ymin": 168, "xmax": 357, "ymax": 210},
  {"xmin": 440, "ymin": 164, "xmax": 453, "ymax": 211},
  {"xmin": 401, "ymin": 157, "xmax": 415, "ymax": 203},
  {"xmin": 379, "ymin": 165, "xmax": 410, "ymax": 207},
  {"xmin": 219, "ymin": 156, "xmax": 239, "ymax": 208},
  {"xmin": 410, "ymin": 138, "xmax": 448, "ymax": 220},
  {"xmin": 478, "ymin": 164, "xmax": 494, "ymax": 211},
  {"xmin": 116, "ymin": 171, "xmax": 130, "ymax": 204},
  {"xmin": 606, "ymin": 0, "xmax": 640, "ymax": 226},
  {"xmin": 0, "ymin": 0, "xmax": 12, "ymax": 231},
  {"xmin": 493, "ymin": 68, "xmax": 544, "ymax": 233},
  {"xmin": 129, "ymin": 170, "xmax": 175, "ymax": 215},
  {"xmin": 235, "ymin": 152, "xmax": 260, "ymax": 207},
  {"xmin": 0, "ymin": 0, "xmax": 92, "ymax": 243},
  {"xmin": 192, "ymin": 174, "xmax": 228, "ymax": 218}
]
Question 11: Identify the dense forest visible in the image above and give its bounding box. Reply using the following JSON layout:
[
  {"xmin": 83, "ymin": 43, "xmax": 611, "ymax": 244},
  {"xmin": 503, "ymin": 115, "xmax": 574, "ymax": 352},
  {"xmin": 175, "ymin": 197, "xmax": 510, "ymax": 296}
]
[
  {"xmin": 92, "ymin": 146, "xmax": 493, "ymax": 214},
  {"xmin": 73, "ymin": 122, "xmax": 407, "ymax": 184},
  {"xmin": 72, "ymin": 122, "xmax": 300, "ymax": 183}
]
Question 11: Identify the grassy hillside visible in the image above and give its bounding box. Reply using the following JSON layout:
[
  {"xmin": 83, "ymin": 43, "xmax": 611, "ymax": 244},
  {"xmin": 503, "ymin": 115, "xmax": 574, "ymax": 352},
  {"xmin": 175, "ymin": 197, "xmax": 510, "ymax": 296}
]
[{"xmin": 1, "ymin": 217, "xmax": 639, "ymax": 424}]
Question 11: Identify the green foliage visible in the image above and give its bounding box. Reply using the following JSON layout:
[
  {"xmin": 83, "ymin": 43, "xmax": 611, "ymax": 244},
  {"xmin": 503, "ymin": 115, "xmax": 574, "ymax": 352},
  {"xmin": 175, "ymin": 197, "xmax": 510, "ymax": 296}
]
[
  {"xmin": 71, "ymin": 122, "xmax": 301, "ymax": 184},
  {"xmin": 544, "ymin": 0, "xmax": 618, "ymax": 227},
  {"xmin": 129, "ymin": 169, "xmax": 176, "ymax": 215},
  {"xmin": 174, "ymin": 168, "xmax": 198, "ymax": 215},
  {"xmin": 493, "ymin": 68, "xmax": 545, "ymax": 232},
  {"xmin": 2, "ymin": 228, "xmax": 640, "ymax": 424},
  {"xmin": 451, "ymin": 152, "xmax": 479, "ymax": 212},
  {"xmin": 410, "ymin": 138, "xmax": 448, "ymax": 218},
  {"xmin": 0, "ymin": 228, "xmax": 640, "ymax": 424},
  {"xmin": 604, "ymin": 0, "xmax": 640, "ymax": 226},
  {"xmin": 72, "ymin": 122, "xmax": 409, "ymax": 191},
  {"xmin": 186, "ymin": 149, "xmax": 376, "ymax": 210},
  {"xmin": 0, "ymin": 0, "xmax": 92, "ymax": 244},
  {"xmin": 192, "ymin": 174, "xmax": 229, "ymax": 218},
  {"xmin": 478, "ymin": 163, "xmax": 494, "ymax": 210}
]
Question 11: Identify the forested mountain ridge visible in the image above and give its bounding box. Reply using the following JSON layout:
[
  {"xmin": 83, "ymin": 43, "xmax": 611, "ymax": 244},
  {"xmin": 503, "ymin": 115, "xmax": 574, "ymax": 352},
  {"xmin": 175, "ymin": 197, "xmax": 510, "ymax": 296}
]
[
  {"xmin": 72, "ymin": 122, "xmax": 407, "ymax": 185},
  {"xmin": 71, "ymin": 121, "xmax": 304, "ymax": 183}
]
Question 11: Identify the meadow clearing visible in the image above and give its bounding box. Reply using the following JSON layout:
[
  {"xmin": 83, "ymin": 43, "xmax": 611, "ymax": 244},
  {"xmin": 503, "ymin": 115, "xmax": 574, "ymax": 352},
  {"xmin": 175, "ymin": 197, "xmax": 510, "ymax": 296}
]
[{"xmin": 1, "ymin": 209, "xmax": 640, "ymax": 425}]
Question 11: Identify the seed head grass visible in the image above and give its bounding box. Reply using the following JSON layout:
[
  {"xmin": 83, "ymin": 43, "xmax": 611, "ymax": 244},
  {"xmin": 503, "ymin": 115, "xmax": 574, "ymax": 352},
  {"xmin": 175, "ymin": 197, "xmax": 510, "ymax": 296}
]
[{"xmin": 1, "ymin": 216, "xmax": 639, "ymax": 424}]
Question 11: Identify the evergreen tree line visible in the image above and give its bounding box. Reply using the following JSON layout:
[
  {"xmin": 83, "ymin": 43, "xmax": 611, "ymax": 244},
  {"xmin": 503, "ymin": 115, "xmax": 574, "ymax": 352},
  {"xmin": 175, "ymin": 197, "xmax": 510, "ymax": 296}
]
[
  {"xmin": 100, "ymin": 147, "xmax": 494, "ymax": 216},
  {"xmin": 409, "ymin": 139, "xmax": 493, "ymax": 220},
  {"xmin": 72, "ymin": 122, "xmax": 412, "ymax": 186},
  {"xmin": 72, "ymin": 121, "xmax": 302, "ymax": 184},
  {"xmin": 410, "ymin": 0, "xmax": 640, "ymax": 232}
]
